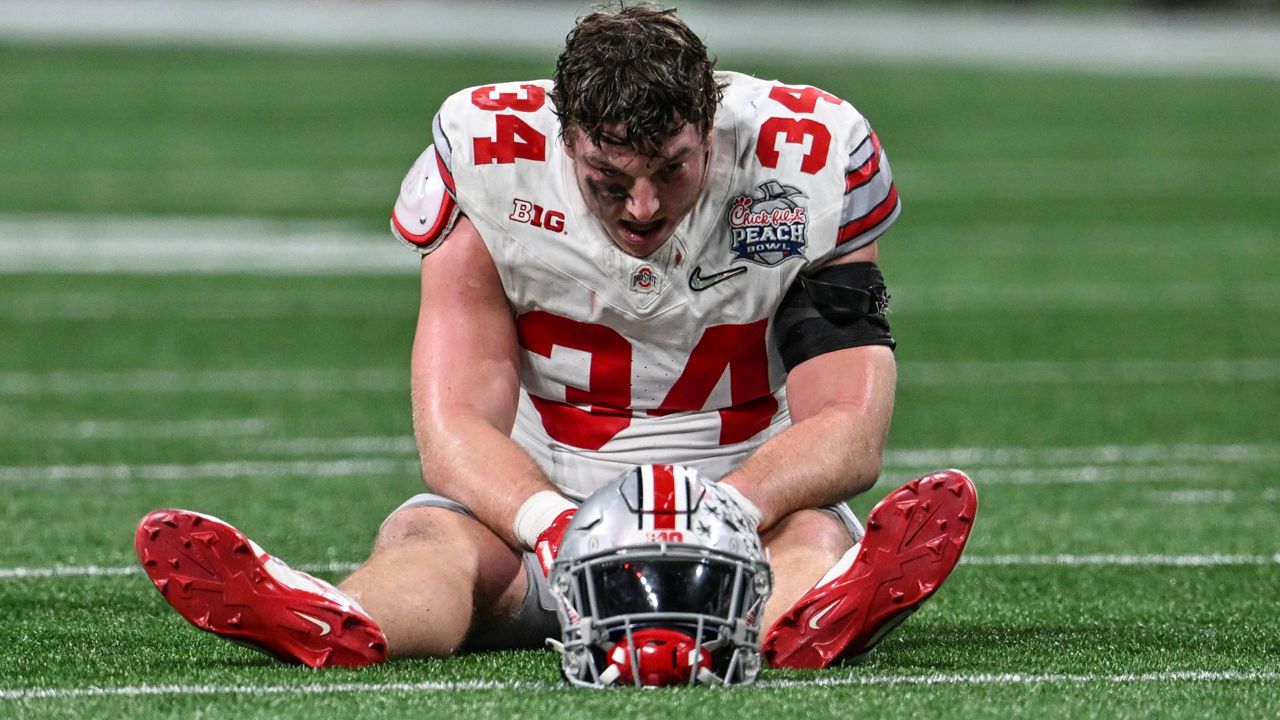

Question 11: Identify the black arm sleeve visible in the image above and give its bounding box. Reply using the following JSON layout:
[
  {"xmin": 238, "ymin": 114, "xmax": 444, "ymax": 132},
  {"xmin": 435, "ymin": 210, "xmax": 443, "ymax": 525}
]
[{"xmin": 772, "ymin": 262, "xmax": 895, "ymax": 372}]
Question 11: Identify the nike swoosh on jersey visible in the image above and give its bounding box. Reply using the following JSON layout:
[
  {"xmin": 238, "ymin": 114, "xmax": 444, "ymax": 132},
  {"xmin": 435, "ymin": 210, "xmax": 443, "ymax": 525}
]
[
  {"xmin": 808, "ymin": 600, "xmax": 842, "ymax": 631},
  {"xmin": 689, "ymin": 265, "xmax": 747, "ymax": 291},
  {"xmin": 293, "ymin": 611, "xmax": 332, "ymax": 637}
]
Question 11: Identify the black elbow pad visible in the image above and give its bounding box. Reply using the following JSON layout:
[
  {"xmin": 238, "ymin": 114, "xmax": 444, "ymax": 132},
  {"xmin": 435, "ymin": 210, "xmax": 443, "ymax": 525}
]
[{"xmin": 773, "ymin": 262, "xmax": 895, "ymax": 372}]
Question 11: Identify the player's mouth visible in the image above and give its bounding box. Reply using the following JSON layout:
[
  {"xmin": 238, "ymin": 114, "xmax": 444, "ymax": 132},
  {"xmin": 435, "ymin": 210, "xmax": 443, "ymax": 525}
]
[{"xmin": 616, "ymin": 218, "xmax": 668, "ymax": 252}]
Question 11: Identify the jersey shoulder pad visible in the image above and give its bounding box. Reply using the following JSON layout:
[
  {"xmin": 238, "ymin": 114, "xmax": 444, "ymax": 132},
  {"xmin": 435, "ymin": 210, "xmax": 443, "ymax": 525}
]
[
  {"xmin": 390, "ymin": 144, "xmax": 459, "ymax": 255},
  {"xmin": 430, "ymin": 81, "xmax": 560, "ymax": 219}
]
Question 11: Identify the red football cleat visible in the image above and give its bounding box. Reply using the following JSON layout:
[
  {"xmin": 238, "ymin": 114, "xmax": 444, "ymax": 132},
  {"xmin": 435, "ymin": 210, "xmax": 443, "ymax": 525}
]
[
  {"xmin": 762, "ymin": 469, "xmax": 977, "ymax": 669},
  {"xmin": 135, "ymin": 509, "xmax": 387, "ymax": 668}
]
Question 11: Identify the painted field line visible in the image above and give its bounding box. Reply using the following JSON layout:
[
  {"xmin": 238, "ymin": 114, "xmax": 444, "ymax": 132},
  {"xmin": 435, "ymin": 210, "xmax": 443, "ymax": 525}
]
[
  {"xmin": 0, "ymin": 458, "xmax": 420, "ymax": 484},
  {"xmin": 0, "ymin": 456, "xmax": 1261, "ymax": 487},
  {"xmin": 3, "ymin": 0, "xmax": 1278, "ymax": 78},
  {"xmin": 228, "ymin": 436, "xmax": 1280, "ymax": 468},
  {"xmin": 5, "ymin": 554, "xmax": 1277, "ymax": 582},
  {"xmin": 1, "ymin": 359, "xmax": 1274, "ymax": 398},
  {"xmin": 3, "ymin": 670, "xmax": 1277, "ymax": 701},
  {"xmin": 962, "ymin": 554, "xmax": 1280, "ymax": 567},
  {"xmin": 0, "ymin": 368, "xmax": 406, "ymax": 396},
  {"xmin": 959, "ymin": 465, "xmax": 1221, "ymax": 485},
  {"xmin": 2, "ymin": 417, "xmax": 276, "ymax": 440},
  {"xmin": 0, "ymin": 459, "xmax": 1233, "ymax": 486},
  {"xmin": 901, "ymin": 358, "xmax": 1280, "ymax": 385},
  {"xmin": 885, "ymin": 443, "xmax": 1280, "ymax": 468},
  {"xmin": 0, "ymin": 561, "xmax": 359, "ymax": 580}
]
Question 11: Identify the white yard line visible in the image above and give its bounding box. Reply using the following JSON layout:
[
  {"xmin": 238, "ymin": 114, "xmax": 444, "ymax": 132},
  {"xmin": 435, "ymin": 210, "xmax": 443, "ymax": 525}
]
[
  {"xmin": 1, "ymin": 359, "xmax": 1275, "ymax": 398},
  {"xmin": 2, "ymin": 670, "xmax": 1277, "ymax": 700},
  {"xmin": 962, "ymin": 554, "xmax": 1280, "ymax": 567},
  {"xmin": 0, "ymin": 0, "xmax": 1277, "ymax": 78},
  {"xmin": 2, "ymin": 417, "xmax": 276, "ymax": 440},
  {"xmin": 0, "ymin": 561, "xmax": 359, "ymax": 579},
  {"xmin": 0, "ymin": 368, "xmax": 405, "ymax": 395},
  {"xmin": 0, "ymin": 458, "xmax": 420, "ymax": 483},
  {"xmin": 4, "ymin": 554, "xmax": 1276, "ymax": 582}
]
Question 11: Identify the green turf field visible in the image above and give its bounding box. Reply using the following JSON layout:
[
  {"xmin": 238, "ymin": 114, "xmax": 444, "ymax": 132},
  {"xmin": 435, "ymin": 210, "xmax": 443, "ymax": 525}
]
[{"xmin": 1, "ymin": 40, "xmax": 1278, "ymax": 718}]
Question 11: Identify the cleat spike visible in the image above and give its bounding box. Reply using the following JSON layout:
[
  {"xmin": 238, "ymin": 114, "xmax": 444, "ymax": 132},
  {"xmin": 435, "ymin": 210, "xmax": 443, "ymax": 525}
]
[
  {"xmin": 191, "ymin": 515, "xmax": 204, "ymax": 527},
  {"xmin": 936, "ymin": 518, "xmax": 949, "ymax": 530},
  {"xmin": 168, "ymin": 557, "xmax": 180, "ymax": 569},
  {"xmin": 919, "ymin": 579, "xmax": 937, "ymax": 594},
  {"xmin": 195, "ymin": 611, "xmax": 211, "ymax": 629},
  {"xmin": 227, "ymin": 613, "xmax": 243, "ymax": 628},
  {"xmin": 925, "ymin": 536, "xmax": 946, "ymax": 556},
  {"xmin": 178, "ymin": 578, "xmax": 194, "ymax": 592},
  {"xmin": 948, "ymin": 482, "xmax": 966, "ymax": 496},
  {"xmin": 141, "ymin": 549, "xmax": 158, "ymax": 568},
  {"xmin": 890, "ymin": 588, "xmax": 906, "ymax": 603},
  {"xmin": 153, "ymin": 578, "xmax": 169, "ymax": 594},
  {"xmin": 958, "ymin": 513, "xmax": 972, "ymax": 524}
]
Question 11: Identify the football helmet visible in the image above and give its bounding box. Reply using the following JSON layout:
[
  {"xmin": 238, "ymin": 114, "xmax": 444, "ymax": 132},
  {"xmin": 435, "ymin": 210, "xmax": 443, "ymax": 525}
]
[{"xmin": 548, "ymin": 464, "xmax": 772, "ymax": 688}]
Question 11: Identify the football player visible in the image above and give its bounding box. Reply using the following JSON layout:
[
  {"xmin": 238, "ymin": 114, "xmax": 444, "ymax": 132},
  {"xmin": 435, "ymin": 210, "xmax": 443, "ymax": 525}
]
[{"xmin": 137, "ymin": 3, "xmax": 976, "ymax": 672}]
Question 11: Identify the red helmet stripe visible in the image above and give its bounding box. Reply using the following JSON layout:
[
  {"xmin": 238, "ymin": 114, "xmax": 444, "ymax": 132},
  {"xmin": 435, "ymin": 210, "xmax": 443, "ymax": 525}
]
[{"xmin": 652, "ymin": 464, "xmax": 677, "ymax": 529}]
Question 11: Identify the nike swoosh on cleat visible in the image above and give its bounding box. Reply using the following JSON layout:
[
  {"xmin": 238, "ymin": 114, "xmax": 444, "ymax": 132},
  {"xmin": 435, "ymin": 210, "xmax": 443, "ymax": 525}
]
[
  {"xmin": 689, "ymin": 265, "xmax": 747, "ymax": 291},
  {"xmin": 808, "ymin": 600, "xmax": 842, "ymax": 630},
  {"xmin": 293, "ymin": 611, "xmax": 331, "ymax": 636}
]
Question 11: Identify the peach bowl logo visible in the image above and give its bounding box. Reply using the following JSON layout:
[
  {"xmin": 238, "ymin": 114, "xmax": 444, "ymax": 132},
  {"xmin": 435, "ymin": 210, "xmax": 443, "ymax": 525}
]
[{"xmin": 728, "ymin": 180, "xmax": 808, "ymax": 266}]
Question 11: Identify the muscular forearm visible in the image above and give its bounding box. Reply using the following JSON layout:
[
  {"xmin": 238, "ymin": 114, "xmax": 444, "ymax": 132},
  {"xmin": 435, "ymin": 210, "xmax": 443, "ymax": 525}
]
[
  {"xmin": 412, "ymin": 410, "xmax": 559, "ymax": 550},
  {"xmin": 720, "ymin": 345, "xmax": 896, "ymax": 532}
]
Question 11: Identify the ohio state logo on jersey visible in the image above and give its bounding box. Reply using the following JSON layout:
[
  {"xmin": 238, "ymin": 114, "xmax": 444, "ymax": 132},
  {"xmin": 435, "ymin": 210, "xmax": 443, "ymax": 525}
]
[{"xmin": 727, "ymin": 180, "xmax": 809, "ymax": 266}]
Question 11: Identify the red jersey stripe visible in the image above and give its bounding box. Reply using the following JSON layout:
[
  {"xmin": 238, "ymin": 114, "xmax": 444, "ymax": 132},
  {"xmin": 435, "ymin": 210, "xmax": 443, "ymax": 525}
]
[
  {"xmin": 837, "ymin": 184, "xmax": 899, "ymax": 245},
  {"xmin": 844, "ymin": 149, "xmax": 882, "ymax": 193},
  {"xmin": 435, "ymin": 149, "xmax": 456, "ymax": 197}
]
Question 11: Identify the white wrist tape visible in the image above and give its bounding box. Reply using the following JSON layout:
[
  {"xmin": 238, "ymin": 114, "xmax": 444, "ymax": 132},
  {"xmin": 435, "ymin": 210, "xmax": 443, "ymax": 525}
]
[
  {"xmin": 514, "ymin": 490, "xmax": 577, "ymax": 549},
  {"xmin": 717, "ymin": 482, "xmax": 764, "ymax": 529}
]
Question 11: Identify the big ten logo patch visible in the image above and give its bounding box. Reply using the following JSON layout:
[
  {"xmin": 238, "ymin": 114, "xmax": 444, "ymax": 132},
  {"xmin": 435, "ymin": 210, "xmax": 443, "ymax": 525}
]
[{"xmin": 509, "ymin": 198, "xmax": 566, "ymax": 233}]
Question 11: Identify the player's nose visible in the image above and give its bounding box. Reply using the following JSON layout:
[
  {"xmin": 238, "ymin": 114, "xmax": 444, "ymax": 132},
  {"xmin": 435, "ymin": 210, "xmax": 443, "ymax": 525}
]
[{"xmin": 626, "ymin": 179, "xmax": 660, "ymax": 222}]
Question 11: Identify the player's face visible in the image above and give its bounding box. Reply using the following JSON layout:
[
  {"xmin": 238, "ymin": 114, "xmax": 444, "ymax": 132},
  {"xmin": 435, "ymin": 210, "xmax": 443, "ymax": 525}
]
[{"xmin": 565, "ymin": 123, "xmax": 711, "ymax": 258}]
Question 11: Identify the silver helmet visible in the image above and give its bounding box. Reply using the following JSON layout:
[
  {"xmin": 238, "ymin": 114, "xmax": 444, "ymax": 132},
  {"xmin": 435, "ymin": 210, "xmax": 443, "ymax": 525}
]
[{"xmin": 549, "ymin": 464, "xmax": 773, "ymax": 688}]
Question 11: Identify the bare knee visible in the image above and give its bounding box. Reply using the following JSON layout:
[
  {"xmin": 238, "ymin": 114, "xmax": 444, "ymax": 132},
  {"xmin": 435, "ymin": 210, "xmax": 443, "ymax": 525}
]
[
  {"xmin": 371, "ymin": 506, "xmax": 473, "ymax": 554},
  {"xmin": 763, "ymin": 508, "xmax": 853, "ymax": 558},
  {"xmin": 339, "ymin": 507, "xmax": 526, "ymax": 659}
]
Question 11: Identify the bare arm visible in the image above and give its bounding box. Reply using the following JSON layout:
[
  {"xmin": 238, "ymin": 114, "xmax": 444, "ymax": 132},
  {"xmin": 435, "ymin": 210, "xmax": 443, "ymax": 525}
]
[
  {"xmin": 719, "ymin": 241, "xmax": 896, "ymax": 532},
  {"xmin": 410, "ymin": 215, "xmax": 559, "ymax": 549}
]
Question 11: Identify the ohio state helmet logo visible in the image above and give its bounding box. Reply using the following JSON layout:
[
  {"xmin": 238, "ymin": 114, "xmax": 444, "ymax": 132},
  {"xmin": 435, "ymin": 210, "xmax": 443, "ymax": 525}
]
[{"xmin": 727, "ymin": 181, "xmax": 809, "ymax": 266}]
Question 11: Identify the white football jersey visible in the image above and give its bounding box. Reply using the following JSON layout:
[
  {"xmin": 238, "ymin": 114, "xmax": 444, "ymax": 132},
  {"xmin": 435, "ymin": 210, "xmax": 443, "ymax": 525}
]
[{"xmin": 393, "ymin": 71, "xmax": 899, "ymax": 499}]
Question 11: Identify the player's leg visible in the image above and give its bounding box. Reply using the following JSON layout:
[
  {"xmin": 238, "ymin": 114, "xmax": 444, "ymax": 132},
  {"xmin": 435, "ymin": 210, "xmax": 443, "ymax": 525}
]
[
  {"xmin": 136, "ymin": 497, "xmax": 545, "ymax": 667},
  {"xmin": 762, "ymin": 469, "xmax": 977, "ymax": 669},
  {"xmin": 338, "ymin": 504, "xmax": 534, "ymax": 659},
  {"xmin": 758, "ymin": 508, "xmax": 856, "ymax": 633}
]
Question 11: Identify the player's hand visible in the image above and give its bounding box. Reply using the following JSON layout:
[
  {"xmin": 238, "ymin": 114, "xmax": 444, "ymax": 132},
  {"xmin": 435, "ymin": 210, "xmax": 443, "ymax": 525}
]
[
  {"xmin": 534, "ymin": 508, "xmax": 576, "ymax": 577},
  {"xmin": 714, "ymin": 481, "xmax": 764, "ymax": 532}
]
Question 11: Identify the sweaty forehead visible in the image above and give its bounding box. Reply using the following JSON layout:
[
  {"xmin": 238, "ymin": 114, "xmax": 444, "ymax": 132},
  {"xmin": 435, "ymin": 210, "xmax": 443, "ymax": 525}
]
[{"xmin": 574, "ymin": 124, "xmax": 705, "ymax": 166}]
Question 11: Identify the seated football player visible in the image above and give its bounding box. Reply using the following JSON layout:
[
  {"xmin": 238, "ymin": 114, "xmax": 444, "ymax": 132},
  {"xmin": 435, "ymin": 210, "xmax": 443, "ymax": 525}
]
[{"xmin": 135, "ymin": 3, "xmax": 977, "ymax": 672}]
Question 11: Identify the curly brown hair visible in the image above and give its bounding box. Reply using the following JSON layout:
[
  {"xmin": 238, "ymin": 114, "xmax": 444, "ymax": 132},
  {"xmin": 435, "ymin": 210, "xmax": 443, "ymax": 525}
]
[{"xmin": 552, "ymin": 3, "xmax": 724, "ymax": 157}]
